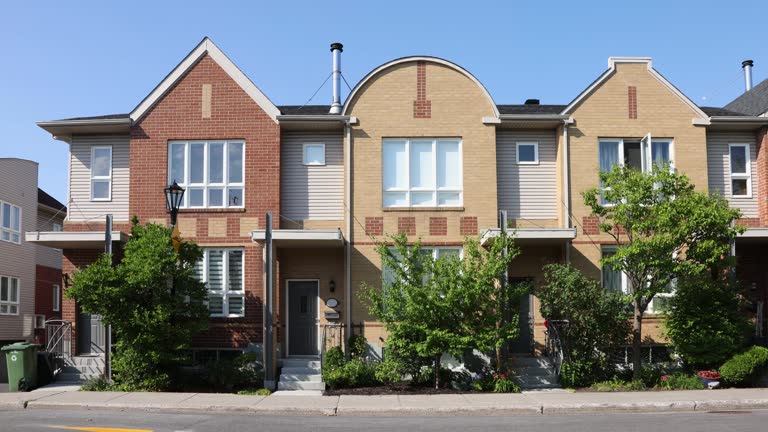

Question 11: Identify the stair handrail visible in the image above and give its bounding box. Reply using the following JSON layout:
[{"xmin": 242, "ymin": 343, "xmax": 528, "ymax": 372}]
[
  {"xmin": 320, "ymin": 322, "xmax": 344, "ymax": 375},
  {"xmin": 45, "ymin": 319, "xmax": 72, "ymax": 360},
  {"xmin": 544, "ymin": 319, "xmax": 569, "ymax": 377}
]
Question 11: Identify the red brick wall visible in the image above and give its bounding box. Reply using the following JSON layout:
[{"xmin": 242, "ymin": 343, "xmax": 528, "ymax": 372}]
[
  {"xmin": 628, "ymin": 86, "xmax": 638, "ymax": 119},
  {"xmin": 61, "ymin": 249, "xmax": 102, "ymax": 355},
  {"xmin": 398, "ymin": 217, "xmax": 416, "ymax": 236},
  {"xmin": 582, "ymin": 216, "xmax": 600, "ymax": 235},
  {"xmin": 459, "ymin": 216, "xmax": 478, "ymax": 236},
  {"xmin": 365, "ymin": 217, "xmax": 384, "ymax": 236},
  {"xmin": 34, "ymin": 265, "xmax": 62, "ymax": 319},
  {"xmin": 429, "ymin": 217, "xmax": 447, "ymax": 236},
  {"xmin": 413, "ymin": 61, "xmax": 431, "ymax": 118}
]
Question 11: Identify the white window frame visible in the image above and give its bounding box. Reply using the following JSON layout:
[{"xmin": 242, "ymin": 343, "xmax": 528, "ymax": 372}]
[
  {"xmin": 0, "ymin": 275, "xmax": 20, "ymax": 315},
  {"xmin": 601, "ymin": 246, "xmax": 629, "ymax": 294},
  {"xmin": 516, "ymin": 142, "xmax": 539, "ymax": 165},
  {"xmin": 196, "ymin": 248, "xmax": 245, "ymax": 318},
  {"xmin": 90, "ymin": 146, "xmax": 112, "ymax": 201},
  {"xmin": 728, "ymin": 143, "xmax": 752, "ymax": 198},
  {"xmin": 382, "ymin": 246, "xmax": 463, "ymax": 286},
  {"xmin": 302, "ymin": 143, "xmax": 326, "ymax": 166},
  {"xmin": 168, "ymin": 140, "xmax": 246, "ymax": 209},
  {"xmin": 0, "ymin": 200, "xmax": 22, "ymax": 244},
  {"xmin": 382, "ymin": 138, "xmax": 463, "ymax": 208},
  {"xmin": 52, "ymin": 222, "xmax": 63, "ymax": 232},
  {"xmin": 598, "ymin": 136, "xmax": 675, "ymax": 205},
  {"xmin": 52, "ymin": 284, "xmax": 61, "ymax": 312}
]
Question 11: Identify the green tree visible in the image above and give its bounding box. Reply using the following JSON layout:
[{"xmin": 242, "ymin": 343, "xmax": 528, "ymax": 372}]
[
  {"xmin": 538, "ymin": 263, "xmax": 630, "ymax": 384},
  {"xmin": 66, "ymin": 220, "xmax": 210, "ymax": 390},
  {"xmin": 582, "ymin": 165, "xmax": 743, "ymax": 378},
  {"xmin": 362, "ymin": 232, "xmax": 525, "ymax": 388},
  {"xmin": 665, "ymin": 272, "xmax": 750, "ymax": 369}
]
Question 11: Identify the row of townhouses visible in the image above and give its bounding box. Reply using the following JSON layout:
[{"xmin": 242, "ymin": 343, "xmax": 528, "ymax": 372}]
[
  {"xmin": 23, "ymin": 38, "xmax": 768, "ymax": 379},
  {"xmin": 0, "ymin": 158, "xmax": 66, "ymax": 382}
]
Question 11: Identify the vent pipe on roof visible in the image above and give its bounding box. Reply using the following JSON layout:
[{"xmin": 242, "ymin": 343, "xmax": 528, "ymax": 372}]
[
  {"xmin": 524, "ymin": 99, "xmax": 540, "ymax": 105},
  {"xmin": 742, "ymin": 60, "xmax": 754, "ymax": 92},
  {"xmin": 329, "ymin": 43, "xmax": 344, "ymax": 114}
]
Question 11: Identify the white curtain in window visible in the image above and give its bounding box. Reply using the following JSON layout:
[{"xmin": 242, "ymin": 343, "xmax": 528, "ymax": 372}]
[
  {"xmin": 651, "ymin": 142, "xmax": 670, "ymax": 167},
  {"xmin": 599, "ymin": 141, "xmax": 620, "ymax": 173}
]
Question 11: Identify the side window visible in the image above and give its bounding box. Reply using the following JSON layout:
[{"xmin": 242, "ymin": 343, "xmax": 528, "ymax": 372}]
[
  {"xmin": 303, "ymin": 143, "xmax": 326, "ymax": 166},
  {"xmin": 0, "ymin": 202, "xmax": 21, "ymax": 244},
  {"xmin": 53, "ymin": 284, "xmax": 61, "ymax": 312},
  {"xmin": 516, "ymin": 142, "xmax": 539, "ymax": 164},
  {"xmin": 90, "ymin": 146, "xmax": 112, "ymax": 201},
  {"xmin": 729, "ymin": 144, "xmax": 751, "ymax": 198}
]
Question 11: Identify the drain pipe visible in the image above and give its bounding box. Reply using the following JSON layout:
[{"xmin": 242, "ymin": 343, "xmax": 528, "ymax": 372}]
[
  {"xmin": 344, "ymin": 121, "xmax": 352, "ymax": 356},
  {"xmin": 562, "ymin": 118, "xmax": 573, "ymax": 264}
]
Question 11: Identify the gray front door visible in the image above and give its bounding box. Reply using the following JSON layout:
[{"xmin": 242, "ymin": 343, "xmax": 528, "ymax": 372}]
[
  {"xmin": 78, "ymin": 311, "xmax": 105, "ymax": 355},
  {"xmin": 288, "ymin": 281, "xmax": 319, "ymax": 356},
  {"xmin": 509, "ymin": 278, "xmax": 533, "ymax": 354}
]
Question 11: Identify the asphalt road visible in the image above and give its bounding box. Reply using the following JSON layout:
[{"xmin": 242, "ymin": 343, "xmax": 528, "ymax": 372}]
[{"xmin": 0, "ymin": 408, "xmax": 766, "ymax": 432}]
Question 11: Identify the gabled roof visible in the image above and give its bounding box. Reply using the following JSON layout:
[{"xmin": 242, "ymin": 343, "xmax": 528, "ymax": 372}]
[
  {"xmin": 561, "ymin": 57, "xmax": 709, "ymax": 120},
  {"xmin": 130, "ymin": 37, "xmax": 280, "ymax": 123},
  {"xmin": 699, "ymin": 106, "xmax": 750, "ymax": 117},
  {"xmin": 724, "ymin": 78, "xmax": 768, "ymax": 116},
  {"xmin": 38, "ymin": 188, "xmax": 66, "ymax": 212},
  {"xmin": 497, "ymin": 104, "xmax": 566, "ymax": 115}
]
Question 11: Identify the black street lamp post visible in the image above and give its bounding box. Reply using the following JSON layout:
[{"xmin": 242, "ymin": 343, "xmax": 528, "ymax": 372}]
[{"xmin": 164, "ymin": 181, "xmax": 185, "ymax": 231}]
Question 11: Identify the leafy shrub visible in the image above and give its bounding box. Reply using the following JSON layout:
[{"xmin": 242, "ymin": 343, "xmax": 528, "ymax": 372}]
[
  {"xmin": 539, "ymin": 264, "xmax": 630, "ymax": 385},
  {"xmin": 451, "ymin": 369, "xmax": 474, "ymax": 391},
  {"xmin": 374, "ymin": 359, "xmax": 403, "ymax": 385},
  {"xmin": 493, "ymin": 376, "xmax": 521, "ymax": 393},
  {"xmin": 720, "ymin": 346, "xmax": 768, "ymax": 387},
  {"xmin": 665, "ymin": 274, "xmax": 750, "ymax": 369},
  {"xmin": 238, "ymin": 388, "xmax": 272, "ymax": 396},
  {"xmin": 412, "ymin": 366, "xmax": 453, "ymax": 388},
  {"xmin": 234, "ymin": 352, "xmax": 264, "ymax": 389},
  {"xmin": 348, "ymin": 335, "xmax": 368, "ymax": 360},
  {"xmin": 659, "ymin": 374, "xmax": 705, "ymax": 390},
  {"xmin": 324, "ymin": 359, "xmax": 380, "ymax": 389},
  {"xmin": 471, "ymin": 373, "xmax": 495, "ymax": 392},
  {"xmin": 80, "ymin": 376, "xmax": 111, "ymax": 392},
  {"xmin": 560, "ymin": 360, "xmax": 602, "ymax": 388},
  {"xmin": 206, "ymin": 352, "xmax": 264, "ymax": 392},
  {"xmin": 322, "ymin": 346, "xmax": 346, "ymax": 375},
  {"xmin": 591, "ymin": 378, "xmax": 646, "ymax": 392}
]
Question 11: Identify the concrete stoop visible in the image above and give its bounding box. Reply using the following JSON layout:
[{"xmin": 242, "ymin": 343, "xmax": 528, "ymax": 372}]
[
  {"xmin": 511, "ymin": 356, "xmax": 561, "ymax": 390},
  {"xmin": 278, "ymin": 359, "xmax": 325, "ymax": 391},
  {"xmin": 56, "ymin": 356, "xmax": 105, "ymax": 384}
]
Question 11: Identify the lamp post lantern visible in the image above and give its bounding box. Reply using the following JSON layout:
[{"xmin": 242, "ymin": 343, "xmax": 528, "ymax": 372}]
[{"xmin": 164, "ymin": 181, "xmax": 185, "ymax": 251}]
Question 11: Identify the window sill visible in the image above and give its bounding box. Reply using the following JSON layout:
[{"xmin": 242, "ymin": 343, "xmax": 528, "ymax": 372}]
[
  {"xmin": 179, "ymin": 208, "xmax": 247, "ymax": 214},
  {"xmin": 383, "ymin": 207, "xmax": 465, "ymax": 212}
]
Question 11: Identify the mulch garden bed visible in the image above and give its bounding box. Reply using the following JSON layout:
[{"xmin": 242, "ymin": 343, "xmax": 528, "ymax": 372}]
[{"xmin": 324, "ymin": 385, "xmax": 482, "ymax": 396}]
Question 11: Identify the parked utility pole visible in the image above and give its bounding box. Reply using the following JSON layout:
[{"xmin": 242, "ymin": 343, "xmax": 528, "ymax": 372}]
[
  {"xmin": 264, "ymin": 212, "xmax": 275, "ymax": 389},
  {"xmin": 104, "ymin": 214, "xmax": 112, "ymax": 382}
]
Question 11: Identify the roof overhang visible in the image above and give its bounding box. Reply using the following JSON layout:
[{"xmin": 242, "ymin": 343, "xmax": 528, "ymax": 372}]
[
  {"xmin": 36, "ymin": 118, "xmax": 131, "ymax": 143},
  {"xmin": 485, "ymin": 114, "xmax": 570, "ymax": 129},
  {"xmin": 277, "ymin": 115, "xmax": 357, "ymax": 131},
  {"xmin": 25, "ymin": 231, "xmax": 129, "ymax": 249},
  {"xmin": 703, "ymin": 116, "xmax": 768, "ymax": 131},
  {"xmin": 481, "ymin": 228, "xmax": 576, "ymax": 246},
  {"xmin": 251, "ymin": 229, "xmax": 344, "ymax": 248}
]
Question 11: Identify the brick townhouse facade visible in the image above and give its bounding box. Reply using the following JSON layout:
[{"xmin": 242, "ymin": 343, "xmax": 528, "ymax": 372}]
[{"xmin": 30, "ymin": 39, "xmax": 768, "ymax": 377}]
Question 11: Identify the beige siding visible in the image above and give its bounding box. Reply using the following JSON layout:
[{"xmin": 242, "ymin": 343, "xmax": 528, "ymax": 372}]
[
  {"xmin": 0, "ymin": 159, "xmax": 38, "ymax": 341},
  {"xmin": 497, "ymin": 130, "xmax": 558, "ymax": 220},
  {"xmin": 707, "ymin": 131, "xmax": 759, "ymax": 218},
  {"xmin": 35, "ymin": 207, "xmax": 63, "ymax": 270},
  {"xmin": 69, "ymin": 135, "xmax": 130, "ymax": 222},
  {"xmin": 281, "ymin": 131, "xmax": 344, "ymax": 221}
]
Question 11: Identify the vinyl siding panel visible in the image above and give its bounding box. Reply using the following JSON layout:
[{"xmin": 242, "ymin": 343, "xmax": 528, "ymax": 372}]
[
  {"xmin": 69, "ymin": 135, "xmax": 130, "ymax": 222},
  {"xmin": 0, "ymin": 159, "xmax": 38, "ymax": 340},
  {"xmin": 496, "ymin": 130, "xmax": 558, "ymax": 219},
  {"xmin": 34, "ymin": 208, "xmax": 63, "ymax": 270},
  {"xmin": 281, "ymin": 131, "xmax": 344, "ymax": 221},
  {"xmin": 706, "ymin": 131, "xmax": 758, "ymax": 217}
]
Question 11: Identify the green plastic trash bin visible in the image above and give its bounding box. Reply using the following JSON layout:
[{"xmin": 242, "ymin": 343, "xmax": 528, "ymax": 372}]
[{"xmin": 2, "ymin": 342, "xmax": 40, "ymax": 392}]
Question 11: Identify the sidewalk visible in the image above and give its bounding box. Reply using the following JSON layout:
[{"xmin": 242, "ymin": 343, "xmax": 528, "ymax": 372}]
[{"xmin": 1, "ymin": 388, "xmax": 767, "ymax": 416}]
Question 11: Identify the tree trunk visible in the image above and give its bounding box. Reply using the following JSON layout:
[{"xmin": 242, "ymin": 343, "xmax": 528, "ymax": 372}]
[
  {"xmin": 434, "ymin": 354, "xmax": 441, "ymax": 389},
  {"xmin": 632, "ymin": 302, "xmax": 643, "ymax": 380}
]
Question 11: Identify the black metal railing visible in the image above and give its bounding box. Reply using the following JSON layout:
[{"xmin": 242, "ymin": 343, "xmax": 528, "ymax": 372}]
[
  {"xmin": 45, "ymin": 319, "xmax": 72, "ymax": 360},
  {"xmin": 543, "ymin": 319, "xmax": 569, "ymax": 377}
]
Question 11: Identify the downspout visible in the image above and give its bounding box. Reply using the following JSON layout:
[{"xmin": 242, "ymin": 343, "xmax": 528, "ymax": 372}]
[
  {"xmin": 562, "ymin": 118, "xmax": 572, "ymax": 264},
  {"xmin": 344, "ymin": 121, "xmax": 352, "ymax": 356}
]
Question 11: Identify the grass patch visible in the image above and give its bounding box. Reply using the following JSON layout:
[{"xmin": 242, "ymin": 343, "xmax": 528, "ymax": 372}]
[{"xmin": 237, "ymin": 388, "xmax": 272, "ymax": 396}]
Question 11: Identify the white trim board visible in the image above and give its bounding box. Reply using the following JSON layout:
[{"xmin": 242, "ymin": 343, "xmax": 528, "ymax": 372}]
[{"xmin": 130, "ymin": 37, "xmax": 280, "ymax": 123}]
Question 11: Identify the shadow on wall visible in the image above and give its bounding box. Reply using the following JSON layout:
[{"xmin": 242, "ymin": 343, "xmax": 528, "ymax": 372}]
[{"xmin": 191, "ymin": 291, "xmax": 263, "ymax": 349}]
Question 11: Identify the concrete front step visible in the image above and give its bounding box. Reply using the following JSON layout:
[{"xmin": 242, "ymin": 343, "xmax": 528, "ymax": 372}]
[
  {"xmin": 279, "ymin": 374, "xmax": 323, "ymax": 382},
  {"xmin": 514, "ymin": 375, "xmax": 560, "ymax": 388},
  {"xmin": 281, "ymin": 366, "xmax": 321, "ymax": 375},
  {"xmin": 277, "ymin": 380, "xmax": 325, "ymax": 391},
  {"xmin": 61, "ymin": 365, "xmax": 104, "ymax": 375},
  {"xmin": 56, "ymin": 372, "xmax": 101, "ymax": 383},
  {"xmin": 281, "ymin": 359, "xmax": 320, "ymax": 369},
  {"xmin": 511, "ymin": 356, "xmax": 553, "ymax": 368},
  {"xmin": 63, "ymin": 356, "xmax": 106, "ymax": 367},
  {"xmin": 513, "ymin": 366, "xmax": 554, "ymax": 377}
]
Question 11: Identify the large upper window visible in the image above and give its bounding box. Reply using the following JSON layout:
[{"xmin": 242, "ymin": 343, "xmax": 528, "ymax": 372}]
[
  {"xmin": 382, "ymin": 246, "xmax": 462, "ymax": 286},
  {"xmin": 382, "ymin": 138, "xmax": 462, "ymax": 208},
  {"xmin": 601, "ymin": 246, "xmax": 672, "ymax": 314},
  {"xmin": 169, "ymin": 140, "xmax": 245, "ymax": 208},
  {"xmin": 0, "ymin": 201, "xmax": 21, "ymax": 244},
  {"xmin": 90, "ymin": 146, "xmax": 112, "ymax": 201},
  {"xmin": 599, "ymin": 136, "xmax": 672, "ymax": 204},
  {"xmin": 729, "ymin": 144, "xmax": 751, "ymax": 198},
  {"xmin": 193, "ymin": 248, "xmax": 244, "ymax": 317},
  {"xmin": 0, "ymin": 276, "xmax": 19, "ymax": 315}
]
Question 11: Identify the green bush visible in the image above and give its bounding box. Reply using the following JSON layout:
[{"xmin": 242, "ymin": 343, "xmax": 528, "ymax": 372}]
[
  {"xmin": 324, "ymin": 359, "xmax": 380, "ymax": 389},
  {"xmin": 720, "ymin": 346, "xmax": 768, "ymax": 387},
  {"xmin": 80, "ymin": 376, "xmax": 112, "ymax": 392},
  {"xmin": 205, "ymin": 352, "xmax": 264, "ymax": 392},
  {"xmin": 659, "ymin": 374, "xmax": 705, "ymax": 390},
  {"xmin": 665, "ymin": 273, "xmax": 750, "ymax": 369},
  {"xmin": 348, "ymin": 335, "xmax": 368, "ymax": 359},
  {"xmin": 238, "ymin": 388, "xmax": 272, "ymax": 396},
  {"xmin": 374, "ymin": 359, "xmax": 404, "ymax": 386},
  {"xmin": 592, "ymin": 377, "xmax": 646, "ymax": 392},
  {"xmin": 412, "ymin": 366, "xmax": 453, "ymax": 388},
  {"xmin": 493, "ymin": 377, "xmax": 521, "ymax": 393},
  {"xmin": 560, "ymin": 360, "xmax": 602, "ymax": 388}
]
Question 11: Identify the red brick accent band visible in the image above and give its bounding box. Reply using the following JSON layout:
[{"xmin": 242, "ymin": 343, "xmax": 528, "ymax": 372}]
[
  {"xmin": 398, "ymin": 217, "xmax": 416, "ymax": 236},
  {"xmin": 736, "ymin": 218, "xmax": 761, "ymax": 228},
  {"xmin": 628, "ymin": 86, "xmax": 638, "ymax": 119},
  {"xmin": 429, "ymin": 217, "xmax": 447, "ymax": 236},
  {"xmin": 459, "ymin": 216, "xmax": 478, "ymax": 236},
  {"xmin": 582, "ymin": 216, "xmax": 600, "ymax": 235},
  {"xmin": 365, "ymin": 217, "xmax": 384, "ymax": 236},
  {"xmin": 757, "ymin": 127, "xmax": 768, "ymax": 226},
  {"xmin": 413, "ymin": 61, "xmax": 432, "ymax": 118}
]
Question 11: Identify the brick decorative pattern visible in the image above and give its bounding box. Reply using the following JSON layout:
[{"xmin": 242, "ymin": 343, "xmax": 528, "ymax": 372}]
[
  {"xmin": 459, "ymin": 216, "xmax": 478, "ymax": 236},
  {"xmin": 429, "ymin": 217, "xmax": 447, "ymax": 236},
  {"xmin": 365, "ymin": 217, "xmax": 384, "ymax": 236},
  {"xmin": 736, "ymin": 218, "xmax": 761, "ymax": 228},
  {"xmin": 758, "ymin": 127, "xmax": 768, "ymax": 226},
  {"xmin": 398, "ymin": 217, "xmax": 416, "ymax": 236},
  {"xmin": 628, "ymin": 86, "xmax": 638, "ymax": 119},
  {"xmin": 582, "ymin": 216, "xmax": 600, "ymax": 235},
  {"xmin": 413, "ymin": 61, "xmax": 432, "ymax": 118}
]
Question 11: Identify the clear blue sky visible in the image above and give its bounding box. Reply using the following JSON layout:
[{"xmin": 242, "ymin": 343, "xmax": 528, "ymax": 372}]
[{"xmin": 1, "ymin": 1, "xmax": 765, "ymax": 203}]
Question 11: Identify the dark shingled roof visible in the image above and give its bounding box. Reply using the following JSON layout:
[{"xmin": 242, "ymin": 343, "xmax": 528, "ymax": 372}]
[
  {"xmin": 497, "ymin": 104, "xmax": 566, "ymax": 115},
  {"xmin": 699, "ymin": 106, "xmax": 751, "ymax": 117},
  {"xmin": 724, "ymin": 79, "xmax": 768, "ymax": 116},
  {"xmin": 278, "ymin": 105, "xmax": 334, "ymax": 115},
  {"xmin": 53, "ymin": 113, "xmax": 130, "ymax": 121},
  {"xmin": 38, "ymin": 188, "xmax": 66, "ymax": 212}
]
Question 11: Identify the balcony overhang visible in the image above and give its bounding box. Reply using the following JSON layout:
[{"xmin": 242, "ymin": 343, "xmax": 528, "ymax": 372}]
[
  {"xmin": 481, "ymin": 227, "xmax": 577, "ymax": 246},
  {"xmin": 36, "ymin": 118, "xmax": 132, "ymax": 143},
  {"xmin": 25, "ymin": 230, "xmax": 129, "ymax": 249},
  {"xmin": 735, "ymin": 227, "xmax": 768, "ymax": 244},
  {"xmin": 251, "ymin": 229, "xmax": 344, "ymax": 248}
]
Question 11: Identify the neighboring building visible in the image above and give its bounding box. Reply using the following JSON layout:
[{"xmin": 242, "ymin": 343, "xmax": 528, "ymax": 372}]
[
  {"xmin": 29, "ymin": 39, "xmax": 768, "ymax": 385},
  {"xmin": 32, "ymin": 188, "xmax": 66, "ymax": 343}
]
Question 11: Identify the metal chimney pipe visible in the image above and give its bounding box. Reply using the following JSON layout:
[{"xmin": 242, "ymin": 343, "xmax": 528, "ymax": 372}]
[
  {"xmin": 742, "ymin": 60, "xmax": 754, "ymax": 92},
  {"xmin": 329, "ymin": 42, "xmax": 344, "ymax": 114}
]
